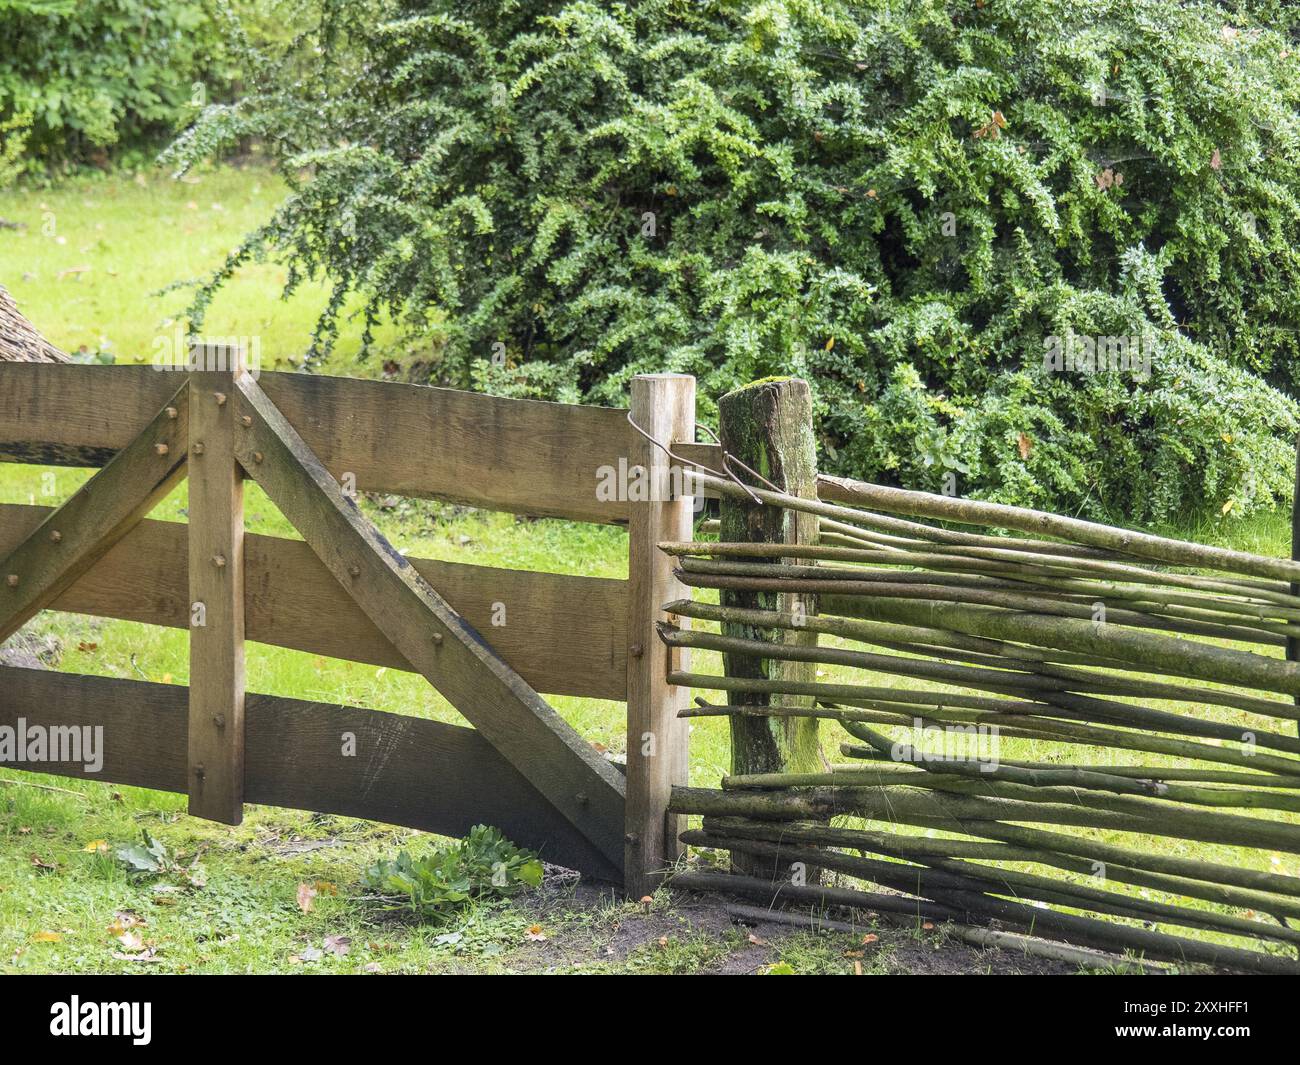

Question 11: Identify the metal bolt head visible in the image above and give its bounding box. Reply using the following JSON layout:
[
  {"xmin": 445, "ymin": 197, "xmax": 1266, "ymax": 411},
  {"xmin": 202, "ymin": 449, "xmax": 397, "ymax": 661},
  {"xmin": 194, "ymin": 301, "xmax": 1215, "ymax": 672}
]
[
  {"xmin": 431, "ymin": 632, "xmax": 444, "ymax": 645},
  {"xmin": 5, "ymin": 574, "xmax": 17, "ymax": 588},
  {"xmin": 213, "ymin": 392, "xmax": 227, "ymax": 406},
  {"xmin": 212, "ymin": 714, "xmax": 226, "ymax": 729},
  {"xmin": 49, "ymin": 530, "xmax": 62, "ymax": 544},
  {"xmin": 166, "ymin": 406, "xmax": 179, "ymax": 420},
  {"xmin": 154, "ymin": 442, "xmax": 169, "ymax": 456},
  {"xmin": 630, "ymin": 643, "xmax": 644, "ymax": 658},
  {"xmin": 213, "ymin": 554, "xmax": 227, "ymax": 568},
  {"xmin": 348, "ymin": 564, "xmax": 361, "ymax": 578},
  {"xmin": 192, "ymin": 442, "xmax": 205, "ymax": 456},
  {"xmin": 253, "ymin": 451, "xmax": 264, "ymax": 464},
  {"xmin": 240, "ymin": 415, "xmax": 252, "ymax": 428}
]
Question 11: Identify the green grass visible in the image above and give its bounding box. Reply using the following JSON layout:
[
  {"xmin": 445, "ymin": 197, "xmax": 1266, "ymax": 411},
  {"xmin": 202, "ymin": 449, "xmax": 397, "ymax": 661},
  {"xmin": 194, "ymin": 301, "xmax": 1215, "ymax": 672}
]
[
  {"xmin": 0, "ymin": 161, "xmax": 402, "ymax": 367},
  {"xmin": 2, "ymin": 164, "xmax": 1297, "ymax": 975}
]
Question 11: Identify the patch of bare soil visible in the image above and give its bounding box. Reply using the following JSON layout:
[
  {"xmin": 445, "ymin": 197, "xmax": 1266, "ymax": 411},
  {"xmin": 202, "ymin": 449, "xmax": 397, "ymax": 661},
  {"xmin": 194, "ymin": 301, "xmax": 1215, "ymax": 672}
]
[{"xmin": 507, "ymin": 875, "xmax": 1081, "ymax": 975}]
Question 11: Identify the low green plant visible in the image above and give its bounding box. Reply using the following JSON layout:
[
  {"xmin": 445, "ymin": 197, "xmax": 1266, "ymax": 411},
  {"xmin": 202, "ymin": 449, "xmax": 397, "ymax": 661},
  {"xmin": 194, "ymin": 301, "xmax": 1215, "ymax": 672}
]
[
  {"xmin": 360, "ymin": 825, "xmax": 543, "ymax": 921},
  {"xmin": 0, "ymin": 113, "xmax": 31, "ymax": 191}
]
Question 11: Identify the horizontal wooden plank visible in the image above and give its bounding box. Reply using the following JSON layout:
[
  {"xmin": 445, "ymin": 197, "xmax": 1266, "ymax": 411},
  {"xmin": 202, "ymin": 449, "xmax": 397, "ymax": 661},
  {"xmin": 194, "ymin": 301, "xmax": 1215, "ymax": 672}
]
[
  {"xmin": 674, "ymin": 441, "xmax": 723, "ymax": 472},
  {"xmin": 0, "ymin": 364, "xmax": 632, "ymax": 523},
  {"xmin": 0, "ymin": 666, "xmax": 621, "ymax": 881},
  {"xmin": 0, "ymin": 504, "xmax": 627, "ymax": 700}
]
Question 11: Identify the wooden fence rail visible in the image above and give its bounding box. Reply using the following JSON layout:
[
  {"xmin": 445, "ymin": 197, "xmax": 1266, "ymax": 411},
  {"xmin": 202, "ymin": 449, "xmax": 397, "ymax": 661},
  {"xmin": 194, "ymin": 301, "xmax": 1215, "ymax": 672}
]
[{"xmin": 1, "ymin": 665, "xmax": 620, "ymax": 880}]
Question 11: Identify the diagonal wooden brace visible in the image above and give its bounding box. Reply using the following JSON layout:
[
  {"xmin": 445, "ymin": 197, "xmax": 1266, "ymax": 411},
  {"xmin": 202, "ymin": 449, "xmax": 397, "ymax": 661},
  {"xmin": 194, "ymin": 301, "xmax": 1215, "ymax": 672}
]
[
  {"xmin": 0, "ymin": 382, "xmax": 190, "ymax": 644},
  {"xmin": 228, "ymin": 373, "xmax": 627, "ymax": 870}
]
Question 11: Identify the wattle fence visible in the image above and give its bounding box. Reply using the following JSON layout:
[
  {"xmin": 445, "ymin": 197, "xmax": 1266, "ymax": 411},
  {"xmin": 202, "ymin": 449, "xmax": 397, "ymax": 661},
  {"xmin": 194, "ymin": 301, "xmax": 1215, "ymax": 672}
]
[{"xmin": 662, "ymin": 378, "xmax": 1300, "ymax": 975}]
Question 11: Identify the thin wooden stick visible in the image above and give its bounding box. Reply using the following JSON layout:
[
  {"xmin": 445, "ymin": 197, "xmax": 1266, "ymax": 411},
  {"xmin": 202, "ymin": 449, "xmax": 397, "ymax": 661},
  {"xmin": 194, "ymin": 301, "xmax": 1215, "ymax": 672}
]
[
  {"xmin": 702, "ymin": 816, "xmax": 1300, "ymax": 921},
  {"xmin": 673, "ymin": 845, "xmax": 1300, "ymax": 972}
]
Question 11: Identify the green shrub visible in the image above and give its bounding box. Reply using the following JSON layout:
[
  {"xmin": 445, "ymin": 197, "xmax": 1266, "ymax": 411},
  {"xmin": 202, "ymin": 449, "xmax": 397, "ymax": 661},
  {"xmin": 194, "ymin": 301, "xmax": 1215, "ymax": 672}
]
[
  {"xmin": 165, "ymin": 0, "xmax": 1300, "ymax": 522},
  {"xmin": 360, "ymin": 825, "xmax": 544, "ymax": 921},
  {"xmin": 0, "ymin": 0, "xmax": 289, "ymax": 168},
  {"xmin": 0, "ymin": 113, "xmax": 30, "ymax": 190}
]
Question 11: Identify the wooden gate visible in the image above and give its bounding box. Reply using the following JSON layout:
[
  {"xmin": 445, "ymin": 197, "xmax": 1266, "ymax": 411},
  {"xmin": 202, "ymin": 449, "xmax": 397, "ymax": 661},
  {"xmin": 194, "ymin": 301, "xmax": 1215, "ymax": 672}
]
[{"xmin": 0, "ymin": 354, "xmax": 697, "ymax": 892}]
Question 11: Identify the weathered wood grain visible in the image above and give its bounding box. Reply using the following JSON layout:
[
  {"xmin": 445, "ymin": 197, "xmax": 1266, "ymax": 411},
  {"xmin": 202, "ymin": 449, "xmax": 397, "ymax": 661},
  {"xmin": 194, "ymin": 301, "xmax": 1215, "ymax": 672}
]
[
  {"xmin": 0, "ymin": 364, "xmax": 631, "ymax": 522},
  {"xmin": 0, "ymin": 505, "xmax": 627, "ymax": 700},
  {"xmin": 186, "ymin": 368, "xmax": 246, "ymax": 824},
  {"xmin": 0, "ymin": 666, "xmax": 621, "ymax": 880},
  {"xmin": 231, "ymin": 373, "xmax": 626, "ymax": 869},
  {"xmin": 0, "ymin": 383, "xmax": 189, "ymax": 644},
  {"xmin": 624, "ymin": 375, "xmax": 694, "ymax": 896}
]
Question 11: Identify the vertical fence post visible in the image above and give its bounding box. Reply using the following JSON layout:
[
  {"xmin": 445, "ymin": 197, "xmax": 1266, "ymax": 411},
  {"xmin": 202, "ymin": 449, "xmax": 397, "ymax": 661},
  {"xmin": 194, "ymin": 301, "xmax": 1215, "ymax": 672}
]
[
  {"xmin": 625, "ymin": 374, "xmax": 695, "ymax": 897},
  {"xmin": 1291, "ymin": 435, "xmax": 1300, "ymax": 738},
  {"xmin": 186, "ymin": 342, "xmax": 247, "ymax": 824},
  {"xmin": 718, "ymin": 377, "xmax": 822, "ymax": 877}
]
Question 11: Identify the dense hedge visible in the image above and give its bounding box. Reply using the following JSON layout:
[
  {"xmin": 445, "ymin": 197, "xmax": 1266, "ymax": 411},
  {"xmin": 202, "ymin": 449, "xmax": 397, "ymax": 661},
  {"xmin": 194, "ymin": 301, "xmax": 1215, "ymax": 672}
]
[
  {"xmin": 167, "ymin": 0, "xmax": 1300, "ymax": 521},
  {"xmin": 0, "ymin": 0, "xmax": 277, "ymax": 167}
]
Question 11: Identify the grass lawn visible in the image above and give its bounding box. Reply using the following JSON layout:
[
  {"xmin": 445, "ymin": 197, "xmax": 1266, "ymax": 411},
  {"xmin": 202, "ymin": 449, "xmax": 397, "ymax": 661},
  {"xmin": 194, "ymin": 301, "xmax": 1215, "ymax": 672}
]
[{"xmin": 0, "ymin": 164, "xmax": 1297, "ymax": 975}]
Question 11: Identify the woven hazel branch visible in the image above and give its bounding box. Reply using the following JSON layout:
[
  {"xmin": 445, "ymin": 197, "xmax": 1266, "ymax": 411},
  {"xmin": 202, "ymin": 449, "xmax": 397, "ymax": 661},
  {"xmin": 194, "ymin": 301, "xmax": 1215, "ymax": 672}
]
[
  {"xmin": 668, "ymin": 470, "xmax": 1300, "ymax": 962},
  {"xmin": 698, "ymin": 816, "xmax": 1300, "ymax": 921},
  {"xmin": 680, "ymin": 827, "xmax": 1300, "ymax": 947}
]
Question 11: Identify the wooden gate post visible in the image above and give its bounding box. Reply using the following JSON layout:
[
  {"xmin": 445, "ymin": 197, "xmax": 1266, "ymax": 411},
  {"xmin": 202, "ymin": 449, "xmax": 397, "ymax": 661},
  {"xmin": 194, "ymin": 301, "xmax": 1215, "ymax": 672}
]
[
  {"xmin": 625, "ymin": 374, "xmax": 695, "ymax": 897},
  {"xmin": 1291, "ymin": 434, "xmax": 1300, "ymax": 738},
  {"xmin": 186, "ymin": 342, "xmax": 247, "ymax": 824},
  {"xmin": 718, "ymin": 378, "xmax": 822, "ymax": 876}
]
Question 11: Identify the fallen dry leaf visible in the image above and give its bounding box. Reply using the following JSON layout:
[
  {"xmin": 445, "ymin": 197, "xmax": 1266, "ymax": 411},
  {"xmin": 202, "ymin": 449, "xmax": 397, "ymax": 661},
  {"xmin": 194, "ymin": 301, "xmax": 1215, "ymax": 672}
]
[
  {"xmin": 31, "ymin": 931, "xmax": 62, "ymax": 943},
  {"xmin": 323, "ymin": 934, "xmax": 351, "ymax": 957},
  {"xmin": 525, "ymin": 925, "xmax": 548, "ymax": 942},
  {"xmin": 861, "ymin": 933, "xmax": 879, "ymax": 944},
  {"xmin": 106, "ymin": 912, "xmax": 146, "ymax": 936},
  {"xmin": 296, "ymin": 882, "xmax": 317, "ymax": 914}
]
